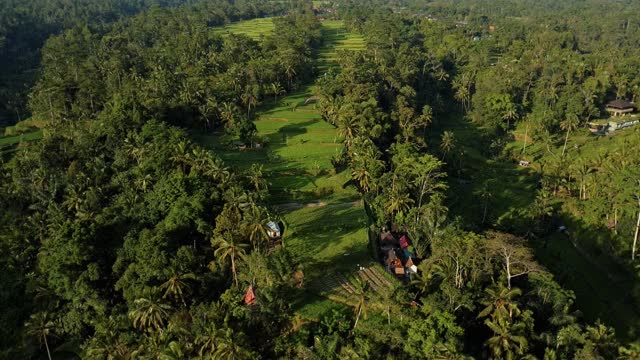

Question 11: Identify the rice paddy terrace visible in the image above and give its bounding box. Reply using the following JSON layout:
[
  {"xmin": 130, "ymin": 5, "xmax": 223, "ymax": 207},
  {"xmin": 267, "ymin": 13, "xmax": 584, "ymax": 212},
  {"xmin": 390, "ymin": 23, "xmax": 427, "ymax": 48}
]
[
  {"xmin": 195, "ymin": 19, "xmax": 370, "ymax": 318},
  {"xmin": 212, "ymin": 17, "xmax": 275, "ymax": 40}
]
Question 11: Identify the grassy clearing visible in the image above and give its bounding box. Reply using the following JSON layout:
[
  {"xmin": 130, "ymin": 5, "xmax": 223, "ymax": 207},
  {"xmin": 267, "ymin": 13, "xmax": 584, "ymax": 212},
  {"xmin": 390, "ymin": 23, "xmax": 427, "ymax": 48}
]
[
  {"xmin": 192, "ymin": 89, "xmax": 360, "ymax": 205},
  {"xmin": 508, "ymin": 124, "xmax": 640, "ymax": 340},
  {"xmin": 195, "ymin": 20, "xmax": 370, "ymax": 318},
  {"xmin": 507, "ymin": 120, "xmax": 640, "ymax": 164},
  {"xmin": 284, "ymin": 204, "xmax": 370, "ymax": 278},
  {"xmin": 212, "ymin": 17, "xmax": 275, "ymax": 40}
]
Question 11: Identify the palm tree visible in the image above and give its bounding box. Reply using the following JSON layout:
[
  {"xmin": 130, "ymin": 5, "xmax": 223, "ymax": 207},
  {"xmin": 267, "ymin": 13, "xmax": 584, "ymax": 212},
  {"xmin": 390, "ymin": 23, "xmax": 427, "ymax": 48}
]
[
  {"xmin": 159, "ymin": 272, "xmax": 196, "ymax": 306},
  {"xmin": 220, "ymin": 102, "xmax": 238, "ymax": 128},
  {"xmin": 385, "ymin": 189, "xmax": 414, "ymax": 217},
  {"xmin": 560, "ymin": 114, "xmax": 579, "ymax": 157},
  {"xmin": 484, "ymin": 317, "xmax": 528, "ymax": 360},
  {"xmin": 502, "ymin": 104, "xmax": 519, "ymax": 130},
  {"xmin": 572, "ymin": 160, "xmax": 590, "ymax": 200},
  {"xmin": 246, "ymin": 164, "xmax": 267, "ymax": 193},
  {"xmin": 196, "ymin": 324, "xmax": 222, "ymax": 358},
  {"xmin": 452, "ymin": 73, "xmax": 472, "ymax": 112},
  {"xmin": 410, "ymin": 263, "xmax": 435, "ymax": 297},
  {"xmin": 162, "ymin": 341, "xmax": 186, "ymax": 360},
  {"xmin": 351, "ymin": 277, "xmax": 369, "ymax": 330},
  {"xmin": 440, "ymin": 131, "xmax": 455, "ymax": 160},
  {"xmin": 479, "ymin": 181, "xmax": 494, "ymax": 224},
  {"xmin": 198, "ymin": 98, "xmax": 219, "ymax": 130},
  {"xmin": 337, "ymin": 115, "xmax": 359, "ymax": 146},
  {"xmin": 375, "ymin": 283, "xmax": 399, "ymax": 326},
  {"xmin": 284, "ymin": 64, "xmax": 297, "ymax": 89},
  {"xmin": 128, "ymin": 297, "xmax": 172, "ymax": 332},
  {"xmin": 240, "ymin": 89, "xmax": 258, "ymax": 118},
  {"xmin": 25, "ymin": 312, "xmax": 56, "ymax": 360},
  {"xmin": 213, "ymin": 235, "xmax": 249, "ymax": 287},
  {"xmin": 85, "ymin": 335, "xmax": 134, "ymax": 359},
  {"xmin": 211, "ymin": 328, "xmax": 254, "ymax": 359},
  {"xmin": 171, "ymin": 141, "xmax": 191, "ymax": 173},
  {"xmin": 351, "ymin": 161, "xmax": 372, "ymax": 192},
  {"xmin": 201, "ymin": 156, "xmax": 231, "ymax": 186},
  {"xmin": 242, "ymin": 205, "xmax": 269, "ymax": 250},
  {"xmin": 477, "ymin": 283, "xmax": 522, "ymax": 321},
  {"xmin": 270, "ymin": 82, "xmax": 285, "ymax": 104}
]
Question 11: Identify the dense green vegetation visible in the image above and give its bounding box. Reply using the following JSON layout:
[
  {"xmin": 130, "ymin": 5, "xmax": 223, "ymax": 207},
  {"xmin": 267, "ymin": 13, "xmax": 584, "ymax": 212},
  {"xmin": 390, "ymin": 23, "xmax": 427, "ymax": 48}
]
[
  {"xmin": 1, "ymin": 0, "xmax": 640, "ymax": 359},
  {"xmin": 0, "ymin": 0, "xmax": 287, "ymax": 126}
]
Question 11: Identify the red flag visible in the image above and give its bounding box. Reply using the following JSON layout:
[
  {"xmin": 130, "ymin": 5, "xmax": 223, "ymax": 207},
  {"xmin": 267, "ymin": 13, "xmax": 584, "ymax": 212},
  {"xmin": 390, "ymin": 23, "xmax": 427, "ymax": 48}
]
[{"xmin": 244, "ymin": 286, "xmax": 256, "ymax": 305}]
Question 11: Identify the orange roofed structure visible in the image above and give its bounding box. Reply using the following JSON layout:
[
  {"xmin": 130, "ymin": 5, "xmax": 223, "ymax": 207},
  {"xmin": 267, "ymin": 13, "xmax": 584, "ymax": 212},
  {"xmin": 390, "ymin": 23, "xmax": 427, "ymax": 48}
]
[{"xmin": 244, "ymin": 286, "xmax": 256, "ymax": 305}]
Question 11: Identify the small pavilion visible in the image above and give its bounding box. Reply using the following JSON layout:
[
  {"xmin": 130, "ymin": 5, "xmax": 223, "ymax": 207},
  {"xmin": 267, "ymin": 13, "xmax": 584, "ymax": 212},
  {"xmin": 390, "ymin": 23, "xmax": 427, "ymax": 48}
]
[{"xmin": 605, "ymin": 99, "xmax": 634, "ymax": 117}]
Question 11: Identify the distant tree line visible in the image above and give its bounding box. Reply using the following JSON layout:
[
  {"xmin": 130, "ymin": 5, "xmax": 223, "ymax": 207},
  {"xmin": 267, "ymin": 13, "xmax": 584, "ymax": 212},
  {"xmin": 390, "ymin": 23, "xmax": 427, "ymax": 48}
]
[{"xmin": 0, "ymin": 0, "xmax": 289, "ymax": 126}]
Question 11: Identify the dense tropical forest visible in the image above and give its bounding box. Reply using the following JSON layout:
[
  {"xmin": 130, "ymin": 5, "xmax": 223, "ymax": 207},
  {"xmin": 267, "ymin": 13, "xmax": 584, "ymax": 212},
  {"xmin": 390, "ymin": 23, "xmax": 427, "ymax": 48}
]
[{"xmin": 1, "ymin": 0, "xmax": 639, "ymax": 359}]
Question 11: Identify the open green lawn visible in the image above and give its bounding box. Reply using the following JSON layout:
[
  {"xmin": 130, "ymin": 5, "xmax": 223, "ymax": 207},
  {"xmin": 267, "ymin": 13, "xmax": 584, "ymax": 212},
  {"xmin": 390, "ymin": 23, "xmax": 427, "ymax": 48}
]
[
  {"xmin": 212, "ymin": 17, "xmax": 275, "ymax": 40},
  {"xmin": 284, "ymin": 204, "xmax": 370, "ymax": 277},
  {"xmin": 195, "ymin": 20, "xmax": 370, "ymax": 319},
  {"xmin": 192, "ymin": 88, "xmax": 360, "ymax": 205},
  {"xmin": 427, "ymin": 113, "xmax": 538, "ymax": 227}
]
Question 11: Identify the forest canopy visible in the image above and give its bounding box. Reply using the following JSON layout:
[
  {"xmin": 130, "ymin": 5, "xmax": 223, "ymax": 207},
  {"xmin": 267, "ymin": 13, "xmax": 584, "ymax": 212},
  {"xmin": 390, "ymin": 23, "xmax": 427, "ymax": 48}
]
[{"xmin": 1, "ymin": 0, "xmax": 640, "ymax": 359}]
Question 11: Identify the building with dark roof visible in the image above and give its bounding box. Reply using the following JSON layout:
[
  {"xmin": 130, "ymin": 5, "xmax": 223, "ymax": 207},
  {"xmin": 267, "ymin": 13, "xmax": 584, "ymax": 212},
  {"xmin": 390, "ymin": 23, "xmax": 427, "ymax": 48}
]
[{"xmin": 606, "ymin": 99, "xmax": 634, "ymax": 117}]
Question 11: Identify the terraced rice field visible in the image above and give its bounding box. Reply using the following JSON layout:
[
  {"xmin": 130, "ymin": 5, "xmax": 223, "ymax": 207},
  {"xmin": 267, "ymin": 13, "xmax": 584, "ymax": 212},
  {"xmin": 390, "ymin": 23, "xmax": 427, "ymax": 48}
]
[
  {"xmin": 212, "ymin": 17, "xmax": 275, "ymax": 40},
  {"xmin": 316, "ymin": 20, "xmax": 365, "ymax": 72},
  {"xmin": 308, "ymin": 266, "xmax": 395, "ymax": 306}
]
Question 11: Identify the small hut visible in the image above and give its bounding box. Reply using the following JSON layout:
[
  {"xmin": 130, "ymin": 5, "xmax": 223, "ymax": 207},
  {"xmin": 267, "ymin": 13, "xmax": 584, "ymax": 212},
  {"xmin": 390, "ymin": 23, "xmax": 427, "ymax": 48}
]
[
  {"xmin": 266, "ymin": 221, "xmax": 281, "ymax": 239},
  {"xmin": 605, "ymin": 99, "xmax": 634, "ymax": 117}
]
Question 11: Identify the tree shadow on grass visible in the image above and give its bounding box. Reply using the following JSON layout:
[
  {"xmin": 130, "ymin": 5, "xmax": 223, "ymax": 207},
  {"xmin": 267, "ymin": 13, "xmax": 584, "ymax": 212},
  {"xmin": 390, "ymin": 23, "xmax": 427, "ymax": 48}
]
[
  {"xmin": 532, "ymin": 212, "xmax": 640, "ymax": 342},
  {"xmin": 285, "ymin": 205, "xmax": 370, "ymax": 279},
  {"xmin": 428, "ymin": 111, "xmax": 640, "ymax": 340},
  {"xmin": 428, "ymin": 111, "xmax": 539, "ymax": 231}
]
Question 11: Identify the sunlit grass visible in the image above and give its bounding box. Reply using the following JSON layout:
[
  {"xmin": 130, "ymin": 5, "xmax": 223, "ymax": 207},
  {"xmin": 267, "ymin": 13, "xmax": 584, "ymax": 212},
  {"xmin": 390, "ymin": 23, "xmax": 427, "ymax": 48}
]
[
  {"xmin": 285, "ymin": 204, "xmax": 369, "ymax": 269},
  {"xmin": 212, "ymin": 17, "xmax": 275, "ymax": 40}
]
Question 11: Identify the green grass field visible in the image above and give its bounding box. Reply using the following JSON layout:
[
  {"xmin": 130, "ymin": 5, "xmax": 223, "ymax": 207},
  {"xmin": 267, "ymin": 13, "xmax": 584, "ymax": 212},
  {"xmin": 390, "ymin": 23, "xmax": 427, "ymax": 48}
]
[
  {"xmin": 507, "ymin": 119, "xmax": 640, "ymax": 164},
  {"xmin": 195, "ymin": 20, "xmax": 369, "ymax": 319},
  {"xmin": 212, "ymin": 17, "xmax": 275, "ymax": 40},
  {"xmin": 192, "ymin": 89, "xmax": 360, "ymax": 205}
]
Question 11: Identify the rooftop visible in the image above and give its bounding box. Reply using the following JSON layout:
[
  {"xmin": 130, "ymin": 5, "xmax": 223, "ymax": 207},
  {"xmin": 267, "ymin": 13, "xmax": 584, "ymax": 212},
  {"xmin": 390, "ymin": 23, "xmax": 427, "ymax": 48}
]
[{"xmin": 606, "ymin": 99, "xmax": 634, "ymax": 110}]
